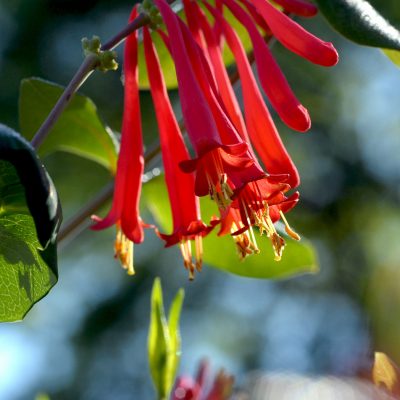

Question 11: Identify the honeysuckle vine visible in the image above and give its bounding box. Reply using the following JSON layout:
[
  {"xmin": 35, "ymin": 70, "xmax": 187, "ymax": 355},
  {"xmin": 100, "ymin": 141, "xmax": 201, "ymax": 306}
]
[{"xmin": 32, "ymin": 0, "xmax": 340, "ymax": 279}]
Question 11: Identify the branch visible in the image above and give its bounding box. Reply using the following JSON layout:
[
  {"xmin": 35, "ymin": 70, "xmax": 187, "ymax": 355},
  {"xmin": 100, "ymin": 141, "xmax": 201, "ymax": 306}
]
[{"xmin": 30, "ymin": 4, "xmax": 174, "ymax": 150}]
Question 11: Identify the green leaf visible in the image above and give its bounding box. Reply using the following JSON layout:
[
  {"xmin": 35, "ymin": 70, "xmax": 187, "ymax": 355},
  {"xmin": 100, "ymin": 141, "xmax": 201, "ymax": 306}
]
[
  {"xmin": 0, "ymin": 124, "xmax": 60, "ymax": 322},
  {"xmin": 148, "ymin": 278, "xmax": 184, "ymax": 400},
  {"xmin": 383, "ymin": 49, "xmax": 400, "ymax": 67},
  {"xmin": 148, "ymin": 278, "xmax": 171, "ymax": 399},
  {"xmin": 315, "ymin": 0, "xmax": 400, "ymax": 50},
  {"xmin": 167, "ymin": 288, "xmax": 184, "ymax": 391},
  {"xmin": 19, "ymin": 78, "xmax": 118, "ymax": 173},
  {"xmin": 203, "ymin": 230, "xmax": 317, "ymax": 279},
  {"xmin": 142, "ymin": 176, "xmax": 319, "ymax": 279}
]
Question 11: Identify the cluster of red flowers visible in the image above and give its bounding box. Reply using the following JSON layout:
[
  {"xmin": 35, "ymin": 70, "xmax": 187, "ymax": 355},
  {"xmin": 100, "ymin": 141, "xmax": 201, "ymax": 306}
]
[{"xmin": 92, "ymin": 0, "xmax": 338, "ymax": 279}]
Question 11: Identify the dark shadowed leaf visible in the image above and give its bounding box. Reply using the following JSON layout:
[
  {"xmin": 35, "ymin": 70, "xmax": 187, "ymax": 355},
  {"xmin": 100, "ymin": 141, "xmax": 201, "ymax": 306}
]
[
  {"xmin": 19, "ymin": 78, "xmax": 118, "ymax": 173},
  {"xmin": 315, "ymin": 0, "xmax": 400, "ymax": 50},
  {"xmin": 0, "ymin": 124, "xmax": 60, "ymax": 322}
]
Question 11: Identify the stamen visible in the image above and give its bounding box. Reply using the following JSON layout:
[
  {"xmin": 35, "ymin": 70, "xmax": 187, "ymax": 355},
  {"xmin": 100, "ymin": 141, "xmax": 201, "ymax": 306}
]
[
  {"xmin": 280, "ymin": 210, "xmax": 301, "ymax": 241},
  {"xmin": 206, "ymin": 151, "xmax": 234, "ymax": 210},
  {"xmin": 195, "ymin": 235, "xmax": 203, "ymax": 272},
  {"xmin": 241, "ymin": 199, "xmax": 260, "ymax": 253},
  {"xmin": 114, "ymin": 226, "xmax": 135, "ymax": 275},
  {"xmin": 230, "ymin": 221, "xmax": 259, "ymax": 260},
  {"xmin": 180, "ymin": 240, "xmax": 196, "ymax": 280}
]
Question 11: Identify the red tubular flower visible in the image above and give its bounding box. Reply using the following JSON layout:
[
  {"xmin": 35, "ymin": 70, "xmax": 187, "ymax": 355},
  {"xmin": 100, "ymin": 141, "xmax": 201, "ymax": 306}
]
[
  {"xmin": 154, "ymin": 0, "xmax": 263, "ymax": 208},
  {"xmin": 221, "ymin": 0, "xmax": 311, "ymax": 132},
  {"xmin": 91, "ymin": 6, "xmax": 144, "ymax": 275},
  {"xmin": 251, "ymin": 0, "xmax": 338, "ymax": 66},
  {"xmin": 204, "ymin": 2, "xmax": 300, "ymax": 188},
  {"xmin": 272, "ymin": 0, "xmax": 318, "ymax": 17},
  {"xmin": 143, "ymin": 26, "xmax": 211, "ymax": 279}
]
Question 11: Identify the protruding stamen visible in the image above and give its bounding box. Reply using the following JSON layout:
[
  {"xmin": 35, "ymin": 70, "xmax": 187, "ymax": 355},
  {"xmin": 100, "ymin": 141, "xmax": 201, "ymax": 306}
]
[
  {"xmin": 195, "ymin": 235, "xmax": 203, "ymax": 272},
  {"xmin": 114, "ymin": 226, "xmax": 135, "ymax": 275},
  {"xmin": 231, "ymin": 222, "xmax": 259, "ymax": 260},
  {"xmin": 271, "ymin": 232, "xmax": 285, "ymax": 261},
  {"xmin": 180, "ymin": 240, "xmax": 196, "ymax": 280},
  {"xmin": 280, "ymin": 210, "xmax": 301, "ymax": 241},
  {"xmin": 241, "ymin": 199, "xmax": 260, "ymax": 254}
]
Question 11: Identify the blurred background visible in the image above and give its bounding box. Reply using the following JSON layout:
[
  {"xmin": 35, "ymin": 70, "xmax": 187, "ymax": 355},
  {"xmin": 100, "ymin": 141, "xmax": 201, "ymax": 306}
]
[{"xmin": 1, "ymin": 0, "xmax": 400, "ymax": 398}]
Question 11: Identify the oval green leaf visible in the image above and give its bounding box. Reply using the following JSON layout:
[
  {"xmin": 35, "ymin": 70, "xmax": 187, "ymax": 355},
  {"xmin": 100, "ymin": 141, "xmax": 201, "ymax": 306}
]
[
  {"xmin": 0, "ymin": 125, "xmax": 60, "ymax": 321},
  {"xmin": 142, "ymin": 176, "xmax": 318, "ymax": 280},
  {"xmin": 315, "ymin": 0, "xmax": 400, "ymax": 50},
  {"xmin": 19, "ymin": 78, "xmax": 119, "ymax": 173}
]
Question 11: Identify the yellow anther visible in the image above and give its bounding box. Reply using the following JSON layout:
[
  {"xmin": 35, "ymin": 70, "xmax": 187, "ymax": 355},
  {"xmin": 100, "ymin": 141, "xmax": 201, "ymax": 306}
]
[
  {"xmin": 195, "ymin": 235, "xmax": 203, "ymax": 272},
  {"xmin": 114, "ymin": 226, "xmax": 135, "ymax": 275},
  {"xmin": 280, "ymin": 211, "xmax": 301, "ymax": 241}
]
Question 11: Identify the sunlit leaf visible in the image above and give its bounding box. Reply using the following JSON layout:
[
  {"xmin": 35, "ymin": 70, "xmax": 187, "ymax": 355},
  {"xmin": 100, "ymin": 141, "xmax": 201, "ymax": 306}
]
[
  {"xmin": 148, "ymin": 278, "xmax": 170, "ymax": 399},
  {"xmin": 19, "ymin": 78, "xmax": 119, "ymax": 173},
  {"xmin": 383, "ymin": 49, "xmax": 400, "ymax": 68},
  {"xmin": 167, "ymin": 288, "xmax": 184, "ymax": 391},
  {"xmin": 315, "ymin": 0, "xmax": 400, "ymax": 50},
  {"xmin": 373, "ymin": 352, "xmax": 400, "ymax": 395},
  {"xmin": 0, "ymin": 124, "xmax": 60, "ymax": 322},
  {"xmin": 142, "ymin": 176, "xmax": 319, "ymax": 279},
  {"xmin": 148, "ymin": 278, "xmax": 184, "ymax": 399}
]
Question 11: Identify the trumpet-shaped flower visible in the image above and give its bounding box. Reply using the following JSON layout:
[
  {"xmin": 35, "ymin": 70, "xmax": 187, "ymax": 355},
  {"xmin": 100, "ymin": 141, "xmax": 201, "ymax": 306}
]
[
  {"xmin": 92, "ymin": 6, "xmax": 144, "ymax": 275},
  {"xmin": 143, "ymin": 26, "xmax": 211, "ymax": 279}
]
